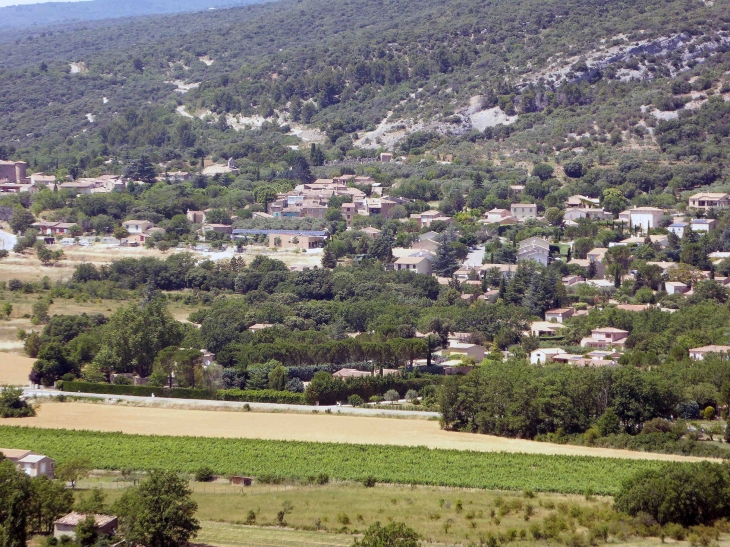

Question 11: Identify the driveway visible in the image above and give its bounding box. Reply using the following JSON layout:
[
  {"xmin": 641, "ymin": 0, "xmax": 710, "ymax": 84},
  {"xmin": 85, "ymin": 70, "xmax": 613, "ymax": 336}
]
[
  {"xmin": 24, "ymin": 388, "xmax": 440, "ymax": 418},
  {"xmin": 0, "ymin": 229, "xmax": 17, "ymax": 251},
  {"xmin": 462, "ymin": 245, "xmax": 485, "ymax": 268}
]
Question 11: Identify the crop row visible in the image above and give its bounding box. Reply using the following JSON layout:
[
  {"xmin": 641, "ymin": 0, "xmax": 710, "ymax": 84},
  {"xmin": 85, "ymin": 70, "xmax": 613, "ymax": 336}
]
[{"xmin": 0, "ymin": 426, "xmax": 686, "ymax": 495}]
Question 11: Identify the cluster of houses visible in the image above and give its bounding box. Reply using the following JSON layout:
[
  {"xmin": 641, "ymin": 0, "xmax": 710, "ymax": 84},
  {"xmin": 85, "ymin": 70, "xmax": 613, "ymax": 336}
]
[
  {"xmin": 527, "ymin": 304, "xmax": 730, "ymax": 367},
  {"xmin": 0, "ymin": 161, "xmax": 128, "ymax": 195},
  {"xmin": 0, "ymin": 448, "xmax": 119, "ymax": 541},
  {"xmin": 266, "ymin": 176, "xmax": 410, "ymax": 225}
]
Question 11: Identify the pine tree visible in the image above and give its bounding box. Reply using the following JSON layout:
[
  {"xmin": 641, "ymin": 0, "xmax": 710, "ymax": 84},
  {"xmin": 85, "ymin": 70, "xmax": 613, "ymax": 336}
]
[
  {"xmin": 321, "ymin": 246, "xmax": 337, "ymax": 268},
  {"xmin": 432, "ymin": 243, "xmax": 458, "ymax": 277},
  {"xmin": 291, "ymin": 156, "xmax": 315, "ymax": 183},
  {"xmin": 473, "ymin": 172, "xmax": 484, "ymax": 189},
  {"xmin": 124, "ymin": 155, "xmax": 157, "ymax": 183},
  {"xmin": 498, "ymin": 276, "xmax": 507, "ymax": 300}
]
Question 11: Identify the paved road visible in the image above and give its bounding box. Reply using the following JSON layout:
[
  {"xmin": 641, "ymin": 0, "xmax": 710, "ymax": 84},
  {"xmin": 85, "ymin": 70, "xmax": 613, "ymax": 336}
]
[
  {"xmin": 0, "ymin": 229, "xmax": 17, "ymax": 251},
  {"xmin": 24, "ymin": 388, "xmax": 440, "ymax": 418},
  {"xmin": 463, "ymin": 245, "xmax": 485, "ymax": 268}
]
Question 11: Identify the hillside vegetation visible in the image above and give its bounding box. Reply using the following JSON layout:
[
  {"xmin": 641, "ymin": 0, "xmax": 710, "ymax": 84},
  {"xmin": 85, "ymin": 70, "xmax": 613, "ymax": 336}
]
[{"xmin": 2, "ymin": 0, "xmax": 730, "ymax": 174}]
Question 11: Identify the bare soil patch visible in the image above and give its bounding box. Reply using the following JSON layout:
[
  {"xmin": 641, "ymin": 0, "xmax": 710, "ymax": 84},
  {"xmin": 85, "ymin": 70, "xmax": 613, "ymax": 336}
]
[
  {"xmin": 0, "ymin": 352, "xmax": 33, "ymax": 385},
  {"xmin": 8, "ymin": 402, "xmax": 712, "ymax": 462}
]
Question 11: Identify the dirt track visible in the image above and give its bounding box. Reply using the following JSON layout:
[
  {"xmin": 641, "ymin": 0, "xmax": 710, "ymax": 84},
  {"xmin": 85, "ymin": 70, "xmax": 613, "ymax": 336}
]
[{"xmin": 1, "ymin": 401, "xmax": 715, "ymax": 462}]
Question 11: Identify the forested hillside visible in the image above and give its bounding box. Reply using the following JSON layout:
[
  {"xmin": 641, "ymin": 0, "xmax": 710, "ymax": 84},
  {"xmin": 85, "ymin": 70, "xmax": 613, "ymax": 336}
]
[{"xmin": 2, "ymin": 0, "xmax": 730, "ymax": 175}]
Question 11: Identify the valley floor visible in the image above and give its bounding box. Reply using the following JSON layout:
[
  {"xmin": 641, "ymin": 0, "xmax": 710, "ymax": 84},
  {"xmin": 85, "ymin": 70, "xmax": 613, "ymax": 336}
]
[{"xmin": 1, "ymin": 400, "xmax": 714, "ymax": 462}]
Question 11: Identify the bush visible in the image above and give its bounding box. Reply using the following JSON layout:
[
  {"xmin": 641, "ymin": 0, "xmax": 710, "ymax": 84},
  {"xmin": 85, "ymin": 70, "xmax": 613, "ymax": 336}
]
[
  {"xmin": 362, "ymin": 476, "xmax": 377, "ymax": 487},
  {"xmin": 703, "ymin": 406, "xmax": 716, "ymax": 420},
  {"xmin": 384, "ymin": 389, "xmax": 400, "ymax": 402},
  {"xmin": 194, "ymin": 466, "xmax": 216, "ymax": 482},
  {"xmin": 348, "ymin": 394, "xmax": 364, "ymax": 407},
  {"xmin": 404, "ymin": 389, "xmax": 418, "ymax": 401},
  {"xmin": 218, "ymin": 389, "xmax": 306, "ymax": 404},
  {"xmin": 0, "ymin": 386, "xmax": 35, "ymax": 418},
  {"xmin": 58, "ymin": 380, "xmax": 167, "ymax": 397},
  {"xmin": 7, "ymin": 279, "xmax": 22, "ymax": 291},
  {"xmin": 614, "ymin": 462, "xmax": 730, "ymax": 526}
]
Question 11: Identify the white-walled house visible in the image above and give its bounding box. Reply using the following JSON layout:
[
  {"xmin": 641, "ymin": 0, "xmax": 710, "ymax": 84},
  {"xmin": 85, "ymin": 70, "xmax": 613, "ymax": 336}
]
[
  {"xmin": 620, "ymin": 207, "xmax": 664, "ymax": 231},
  {"xmin": 689, "ymin": 345, "xmax": 730, "ymax": 360},
  {"xmin": 530, "ymin": 348, "xmax": 566, "ymax": 364},
  {"xmin": 517, "ymin": 237, "xmax": 550, "ymax": 266}
]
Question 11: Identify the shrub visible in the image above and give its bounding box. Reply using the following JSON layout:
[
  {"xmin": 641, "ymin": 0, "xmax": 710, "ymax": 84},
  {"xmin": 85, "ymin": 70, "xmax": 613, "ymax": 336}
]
[
  {"xmin": 7, "ymin": 279, "xmax": 23, "ymax": 291},
  {"xmin": 703, "ymin": 406, "xmax": 716, "ymax": 421},
  {"xmin": 194, "ymin": 466, "xmax": 215, "ymax": 482},
  {"xmin": 0, "ymin": 386, "xmax": 35, "ymax": 418},
  {"xmin": 404, "ymin": 389, "xmax": 418, "ymax": 401},
  {"xmin": 362, "ymin": 476, "xmax": 377, "ymax": 487},
  {"xmin": 348, "ymin": 394, "xmax": 364, "ymax": 407},
  {"xmin": 383, "ymin": 390, "xmax": 400, "ymax": 402},
  {"xmin": 337, "ymin": 513, "xmax": 351, "ymax": 525},
  {"xmin": 615, "ymin": 462, "xmax": 730, "ymax": 526}
]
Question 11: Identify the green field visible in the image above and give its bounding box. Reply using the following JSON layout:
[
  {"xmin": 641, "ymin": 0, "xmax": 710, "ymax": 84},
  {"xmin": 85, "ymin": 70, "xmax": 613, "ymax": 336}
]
[{"xmin": 0, "ymin": 426, "xmax": 686, "ymax": 494}]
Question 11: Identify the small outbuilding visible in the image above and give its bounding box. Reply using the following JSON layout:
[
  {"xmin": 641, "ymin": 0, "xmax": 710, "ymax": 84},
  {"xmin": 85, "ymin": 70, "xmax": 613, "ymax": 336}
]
[{"xmin": 54, "ymin": 513, "xmax": 118, "ymax": 540}]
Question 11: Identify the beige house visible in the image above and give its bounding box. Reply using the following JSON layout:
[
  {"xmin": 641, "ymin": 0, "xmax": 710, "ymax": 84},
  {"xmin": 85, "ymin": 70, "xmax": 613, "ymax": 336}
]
[
  {"xmin": 394, "ymin": 256, "xmax": 432, "ymax": 275},
  {"xmin": 54, "ymin": 513, "xmax": 118, "ymax": 540},
  {"xmin": 0, "ymin": 449, "xmax": 55, "ymax": 478},
  {"xmin": 527, "ymin": 321, "xmax": 567, "ymax": 337},
  {"xmin": 545, "ymin": 308, "xmax": 574, "ymax": 323},
  {"xmin": 688, "ymin": 192, "xmax": 730, "ymax": 210},
  {"xmin": 248, "ymin": 323, "xmax": 274, "ymax": 333},
  {"xmin": 268, "ymin": 233, "xmax": 325, "ymax": 249},
  {"xmin": 186, "ymin": 210, "xmax": 206, "ymax": 224},
  {"xmin": 484, "ymin": 208, "xmax": 514, "ymax": 224},
  {"xmin": 361, "ymin": 227, "xmax": 381, "ymax": 239},
  {"xmin": 510, "ymin": 203, "xmax": 537, "ymax": 220},
  {"xmin": 59, "ymin": 181, "xmax": 95, "ymax": 194},
  {"xmin": 581, "ymin": 327, "xmax": 629, "ymax": 348},
  {"xmin": 566, "ymin": 195, "xmax": 600, "ymax": 208}
]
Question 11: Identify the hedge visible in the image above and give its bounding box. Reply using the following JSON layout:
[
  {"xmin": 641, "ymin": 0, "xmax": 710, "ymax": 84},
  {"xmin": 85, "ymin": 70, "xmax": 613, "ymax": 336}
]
[
  {"xmin": 218, "ymin": 389, "xmax": 306, "ymax": 404},
  {"xmin": 57, "ymin": 381, "xmax": 167, "ymax": 397},
  {"xmin": 57, "ymin": 381, "xmax": 305, "ymax": 404}
]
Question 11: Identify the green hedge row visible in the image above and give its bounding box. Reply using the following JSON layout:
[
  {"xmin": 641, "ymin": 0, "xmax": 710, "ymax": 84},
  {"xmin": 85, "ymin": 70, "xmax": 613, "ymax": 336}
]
[
  {"xmin": 56, "ymin": 381, "xmax": 305, "ymax": 404},
  {"xmin": 219, "ymin": 389, "xmax": 306, "ymax": 405}
]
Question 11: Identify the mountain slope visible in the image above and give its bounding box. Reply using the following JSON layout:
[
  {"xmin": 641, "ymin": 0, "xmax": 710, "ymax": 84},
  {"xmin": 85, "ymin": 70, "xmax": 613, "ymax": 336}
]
[{"xmin": 1, "ymin": 0, "xmax": 729, "ymax": 175}]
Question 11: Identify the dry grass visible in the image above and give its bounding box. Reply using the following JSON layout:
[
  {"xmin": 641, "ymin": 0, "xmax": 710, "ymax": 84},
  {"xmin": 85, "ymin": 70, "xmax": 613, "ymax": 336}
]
[
  {"xmin": 0, "ymin": 352, "xmax": 33, "ymax": 385},
  {"xmin": 0, "ymin": 245, "xmax": 177, "ymax": 283},
  {"xmin": 8, "ymin": 401, "xmax": 714, "ymax": 462},
  {"xmin": 0, "ymin": 242, "xmax": 322, "ymax": 285},
  {"xmin": 0, "ymin": 292, "xmax": 200, "ymax": 355}
]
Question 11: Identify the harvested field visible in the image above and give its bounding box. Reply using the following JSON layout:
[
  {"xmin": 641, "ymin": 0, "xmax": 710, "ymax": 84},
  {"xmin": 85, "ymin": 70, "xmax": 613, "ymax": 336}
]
[
  {"xmin": 0, "ymin": 352, "xmax": 33, "ymax": 385},
  {"xmin": 7, "ymin": 401, "xmax": 713, "ymax": 462}
]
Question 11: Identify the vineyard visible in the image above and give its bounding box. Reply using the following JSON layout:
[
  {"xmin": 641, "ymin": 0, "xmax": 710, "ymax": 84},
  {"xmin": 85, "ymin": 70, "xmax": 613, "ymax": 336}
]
[{"xmin": 0, "ymin": 426, "xmax": 689, "ymax": 494}]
